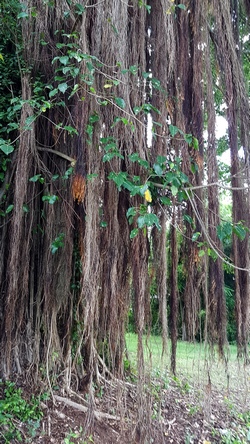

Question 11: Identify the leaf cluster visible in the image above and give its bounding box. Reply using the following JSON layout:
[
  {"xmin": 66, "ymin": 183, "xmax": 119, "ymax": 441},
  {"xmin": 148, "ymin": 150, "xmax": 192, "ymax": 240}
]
[{"xmin": 0, "ymin": 380, "xmax": 43, "ymax": 442}]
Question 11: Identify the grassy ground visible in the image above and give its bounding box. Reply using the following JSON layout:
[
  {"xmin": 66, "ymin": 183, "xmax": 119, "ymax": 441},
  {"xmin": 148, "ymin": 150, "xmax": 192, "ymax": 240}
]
[
  {"xmin": 2, "ymin": 335, "xmax": 249, "ymax": 443},
  {"xmin": 125, "ymin": 334, "xmax": 250, "ymax": 442},
  {"xmin": 125, "ymin": 333, "xmax": 249, "ymax": 397}
]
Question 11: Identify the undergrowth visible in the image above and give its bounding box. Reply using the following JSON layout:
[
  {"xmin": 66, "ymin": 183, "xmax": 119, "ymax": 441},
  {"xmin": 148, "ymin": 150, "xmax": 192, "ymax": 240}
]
[{"xmin": 0, "ymin": 380, "xmax": 44, "ymax": 443}]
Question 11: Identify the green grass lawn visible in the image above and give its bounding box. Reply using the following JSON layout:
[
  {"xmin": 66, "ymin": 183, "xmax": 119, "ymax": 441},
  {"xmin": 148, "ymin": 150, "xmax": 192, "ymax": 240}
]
[{"xmin": 125, "ymin": 333, "xmax": 249, "ymax": 394}]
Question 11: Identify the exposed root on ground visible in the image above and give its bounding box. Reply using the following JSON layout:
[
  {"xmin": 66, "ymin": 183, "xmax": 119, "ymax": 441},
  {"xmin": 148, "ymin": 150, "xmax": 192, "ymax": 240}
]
[{"xmin": 54, "ymin": 395, "xmax": 121, "ymax": 421}]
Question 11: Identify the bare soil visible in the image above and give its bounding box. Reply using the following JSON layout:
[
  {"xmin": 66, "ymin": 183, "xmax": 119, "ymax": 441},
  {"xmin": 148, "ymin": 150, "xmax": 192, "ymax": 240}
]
[{"xmin": 3, "ymin": 370, "xmax": 249, "ymax": 444}]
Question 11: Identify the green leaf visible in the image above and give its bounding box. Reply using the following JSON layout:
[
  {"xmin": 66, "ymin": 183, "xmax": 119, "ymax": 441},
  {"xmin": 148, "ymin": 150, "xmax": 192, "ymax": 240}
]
[
  {"xmin": 138, "ymin": 158, "xmax": 150, "ymax": 169},
  {"xmin": 115, "ymin": 97, "xmax": 126, "ymax": 109},
  {"xmin": 171, "ymin": 185, "xmax": 178, "ymax": 196},
  {"xmin": 103, "ymin": 152, "xmax": 124, "ymax": 162},
  {"xmin": 137, "ymin": 216, "xmax": 145, "ymax": 229},
  {"xmin": 29, "ymin": 174, "xmax": 42, "ymax": 182},
  {"xmin": 153, "ymin": 163, "xmax": 163, "ymax": 176},
  {"xmin": 58, "ymin": 83, "xmax": 68, "ymax": 94},
  {"xmin": 152, "ymin": 121, "xmax": 163, "ymax": 128},
  {"xmin": 59, "ymin": 56, "xmax": 69, "ymax": 66},
  {"xmin": 103, "ymin": 142, "xmax": 117, "ymax": 151},
  {"xmin": 7, "ymin": 122, "xmax": 19, "ymax": 132},
  {"xmin": 165, "ymin": 172, "xmax": 174, "ymax": 183},
  {"xmin": 123, "ymin": 181, "xmax": 134, "ymax": 193},
  {"xmin": 25, "ymin": 115, "xmax": 36, "ymax": 127},
  {"xmin": 100, "ymin": 221, "xmax": 108, "ymax": 228},
  {"xmin": 130, "ymin": 228, "xmax": 139, "ymax": 239},
  {"xmin": 100, "ymin": 136, "xmax": 116, "ymax": 144},
  {"xmin": 40, "ymin": 101, "xmax": 51, "ymax": 112},
  {"xmin": 190, "ymin": 162, "xmax": 198, "ymax": 174},
  {"xmin": 17, "ymin": 11, "xmax": 29, "ymax": 19},
  {"xmin": 129, "ymin": 65, "xmax": 138, "ymax": 75},
  {"xmin": 133, "ymin": 175, "xmax": 140, "ymax": 183},
  {"xmin": 142, "ymin": 103, "xmax": 160, "ymax": 114},
  {"xmin": 108, "ymin": 172, "xmax": 127, "ymax": 190},
  {"xmin": 151, "ymin": 78, "xmax": 161, "ymax": 90},
  {"xmin": 129, "ymin": 153, "xmax": 139, "ymax": 162},
  {"xmin": 137, "ymin": 213, "xmax": 161, "ymax": 230},
  {"xmin": 86, "ymin": 124, "xmax": 93, "ymax": 138},
  {"xmin": 62, "ymin": 167, "xmax": 74, "ymax": 179},
  {"xmin": 64, "ymin": 125, "xmax": 78, "ymax": 135},
  {"xmin": 89, "ymin": 113, "xmax": 99, "ymax": 124},
  {"xmin": 177, "ymin": 4, "xmax": 186, "ymax": 10},
  {"xmin": 128, "ymin": 153, "xmax": 149, "ymax": 169},
  {"xmin": 208, "ymin": 248, "xmax": 218, "ymax": 260},
  {"xmin": 12, "ymin": 102, "xmax": 22, "ymax": 112},
  {"xmin": 178, "ymin": 171, "xmax": 189, "ymax": 183},
  {"xmin": 87, "ymin": 173, "xmax": 98, "ymax": 181},
  {"xmin": 31, "ymin": 8, "xmax": 37, "ymax": 17},
  {"xmin": 160, "ymin": 196, "xmax": 171, "ymax": 206},
  {"xmin": 233, "ymin": 224, "xmax": 247, "ymax": 241},
  {"xmin": 86, "ymin": 61, "xmax": 95, "ymax": 73},
  {"xmin": 23, "ymin": 204, "xmax": 29, "ymax": 213},
  {"xmin": 63, "ymin": 11, "xmax": 70, "ymax": 19},
  {"xmin": 192, "ymin": 137, "xmax": 199, "ymax": 150},
  {"xmin": 142, "ymin": 71, "xmax": 151, "ymax": 79},
  {"xmin": 98, "ymin": 99, "xmax": 108, "ymax": 106},
  {"xmin": 169, "ymin": 124, "xmax": 179, "ymax": 137},
  {"xmin": 71, "ymin": 52, "xmax": 83, "ymax": 62},
  {"xmin": 183, "ymin": 215, "xmax": 193, "ymax": 225},
  {"xmin": 126, "ymin": 207, "xmax": 137, "ymax": 219},
  {"xmin": 0, "ymin": 140, "xmax": 14, "ymax": 155},
  {"xmin": 192, "ymin": 232, "xmax": 201, "ymax": 241},
  {"xmin": 184, "ymin": 133, "xmax": 193, "ymax": 145},
  {"xmin": 56, "ymin": 43, "xmax": 65, "ymax": 49},
  {"xmin": 5, "ymin": 204, "xmax": 14, "ymax": 214},
  {"xmin": 75, "ymin": 3, "xmax": 85, "ymax": 14},
  {"xmin": 156, "ymin": 155, "xmax": 167, "ymax": 165},
  {"xmin": 139, "ymin": 184, "xmax": 149, "ymax": 196},
  {"xmin": 49, "ymin": 88, "xmax": 58, "ymax": 98},
  {"xmin": 42, "ymin": 195, "xmax": 58, "ymax": 204},
  {"xmin": 172, "ymin": 177, "xmax": 181, "ymax": 188},
  {"xmin": 198, "ymin": 249, "xmax": 205, "ymax": 257},
  {"xmin": 51, "ymin": 233, "xmax": 65, "ymax": 254},
  {"xmin": 70, "ymin": 68, "xmax": 80, "ymax": 78},
  {"xmin": 54, "ymin": 75, "xmax": 65, "ymax": 81},
  {"xmin": 217, "ymin": 222, "xmax": 232, "ymax": 242},
  {"xmin": 121, "ymin": 118, "xmax": 129, "ymax": 125}
]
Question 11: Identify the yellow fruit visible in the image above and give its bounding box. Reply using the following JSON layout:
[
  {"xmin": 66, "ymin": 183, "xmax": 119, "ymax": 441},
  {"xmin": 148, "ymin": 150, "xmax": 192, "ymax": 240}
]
[{"xmin": 144, "ymin": 189, "xmax": 152, "ymax": 203}]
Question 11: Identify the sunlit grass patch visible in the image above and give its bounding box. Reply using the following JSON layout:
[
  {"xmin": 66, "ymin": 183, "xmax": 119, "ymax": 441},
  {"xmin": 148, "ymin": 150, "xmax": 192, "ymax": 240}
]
[{"xmin": 125, "ymin": 333, "xmax": 249, "ymax": 395}]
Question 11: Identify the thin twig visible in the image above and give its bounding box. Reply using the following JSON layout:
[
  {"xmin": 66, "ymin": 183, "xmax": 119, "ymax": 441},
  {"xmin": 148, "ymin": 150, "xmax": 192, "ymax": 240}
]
[{"xmin": 188, "ymin": 192, "xmax": 250, "ymax": 272}]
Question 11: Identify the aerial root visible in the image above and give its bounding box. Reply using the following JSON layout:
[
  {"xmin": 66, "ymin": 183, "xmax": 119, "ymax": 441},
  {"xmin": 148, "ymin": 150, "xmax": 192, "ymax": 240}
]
[{"xmin": 97, "ymin": 354, "xmax": 135, "ymax": 389}]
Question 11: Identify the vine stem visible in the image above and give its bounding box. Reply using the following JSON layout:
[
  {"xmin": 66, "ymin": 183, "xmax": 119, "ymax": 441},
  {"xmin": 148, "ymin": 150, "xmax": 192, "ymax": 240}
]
[{"xmin": 36, "ymin": 146, "xmax": 75, "ymax": 164}]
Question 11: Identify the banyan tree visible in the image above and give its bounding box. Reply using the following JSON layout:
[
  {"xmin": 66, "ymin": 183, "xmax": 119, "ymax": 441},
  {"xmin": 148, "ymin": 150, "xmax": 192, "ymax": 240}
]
[{"xmin": 0, "ymin": 0, "xmax": 250, "ymax": 409}]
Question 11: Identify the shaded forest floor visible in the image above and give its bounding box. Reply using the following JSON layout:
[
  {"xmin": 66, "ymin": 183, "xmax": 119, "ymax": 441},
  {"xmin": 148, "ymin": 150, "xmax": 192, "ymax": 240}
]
[
  {"xmin": 1, "ymin": 361, "xmax": 250, "ymax": 444},
  {"xmin": 36, "ymin": 376, "xmax": 250, "ymax": 443}
]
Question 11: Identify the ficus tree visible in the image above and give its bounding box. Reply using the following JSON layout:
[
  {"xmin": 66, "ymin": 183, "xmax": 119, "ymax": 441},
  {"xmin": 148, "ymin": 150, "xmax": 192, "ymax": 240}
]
[{"xmin": 0, "ymin": 4, "xmax": 249, "ymax": 439}]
